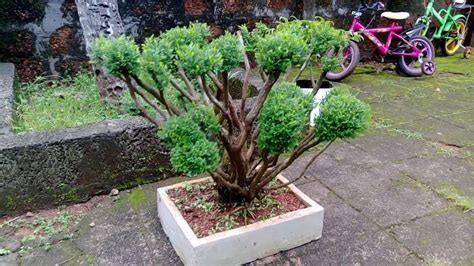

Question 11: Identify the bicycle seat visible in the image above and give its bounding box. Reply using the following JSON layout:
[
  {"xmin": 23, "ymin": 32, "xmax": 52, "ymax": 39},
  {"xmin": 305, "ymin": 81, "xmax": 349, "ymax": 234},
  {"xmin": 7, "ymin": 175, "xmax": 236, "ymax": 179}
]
[
  {"xmin": 452, "ymin": 0, "xmax": 466, "ymax": 8},
  {"xmin": 381, "ymin": 12, "xmax": 410, "ymax": 20}
]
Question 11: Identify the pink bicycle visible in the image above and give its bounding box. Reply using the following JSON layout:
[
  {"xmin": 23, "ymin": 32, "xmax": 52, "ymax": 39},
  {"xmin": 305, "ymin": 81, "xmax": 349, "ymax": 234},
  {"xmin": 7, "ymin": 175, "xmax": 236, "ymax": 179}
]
[{"xmin": 326, "ymin": 0, "xmax": 436, "ymax": 81}]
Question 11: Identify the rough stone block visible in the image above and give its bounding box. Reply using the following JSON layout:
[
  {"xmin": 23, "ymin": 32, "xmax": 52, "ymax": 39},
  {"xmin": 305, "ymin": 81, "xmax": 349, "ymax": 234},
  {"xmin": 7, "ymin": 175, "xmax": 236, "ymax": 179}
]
[
  {"xmin": 0, "ymin": 63, "xmax": 16, "ymax": 136},
  {"xmin": 0, "ymin": 117, "xmax": 173, "ymax": 216}
]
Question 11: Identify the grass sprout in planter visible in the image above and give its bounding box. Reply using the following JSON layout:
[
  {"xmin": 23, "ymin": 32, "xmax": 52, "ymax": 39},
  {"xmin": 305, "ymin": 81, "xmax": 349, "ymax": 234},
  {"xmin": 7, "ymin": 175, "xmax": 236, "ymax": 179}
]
[{"xmin": 93, "ymin": 18, "xmax": 371, "ymax": 265}]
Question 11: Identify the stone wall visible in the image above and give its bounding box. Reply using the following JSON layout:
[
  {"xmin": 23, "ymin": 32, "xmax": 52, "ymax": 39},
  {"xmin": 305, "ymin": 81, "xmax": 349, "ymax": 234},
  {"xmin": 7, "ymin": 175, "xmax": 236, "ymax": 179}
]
[
  {"xmin": 1, "ymin": 0, "xmax": 473, "ymax": 81},
  {"xmin": 0, "ymin": 117, "xmax": 173, "ymax": 216},
  {"xmin": 0, "ymin": 0, "xmax": 302, "ymax": 82}
]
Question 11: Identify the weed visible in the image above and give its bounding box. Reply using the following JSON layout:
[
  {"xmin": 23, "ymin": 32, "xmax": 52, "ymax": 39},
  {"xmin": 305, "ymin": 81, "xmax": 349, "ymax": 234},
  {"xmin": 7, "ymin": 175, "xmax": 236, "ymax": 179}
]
[
  {"xmin": 200, "ymin": 202, "xmax": 215, "ymax": 213},
  {"xmin": 0, "ymin": 247, "xmax": 11, "ymax": 256},
  {"xmin": 215, "ymin": 214, "xmax": 238, "ymax": 231},
  {"xmin": 392, "ymin": 128, "xmax": 423, "ymax": 140},
  {"xmin": 183, "ymin": 181, "xmax": 193, "ymax": 193},
  {"xmin": 373, "ymin": 120, "xmax": 393, "ymax": 129},
  {"xmin": 1, "ymin": 211, "xmax": 78, "ymax": 254}
]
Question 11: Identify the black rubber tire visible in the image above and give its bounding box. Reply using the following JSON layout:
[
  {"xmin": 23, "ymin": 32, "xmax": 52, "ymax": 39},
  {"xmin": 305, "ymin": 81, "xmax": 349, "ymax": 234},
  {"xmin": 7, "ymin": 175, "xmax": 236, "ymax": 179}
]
[
  {"xmin": 398, "ymin": 36, "xmax": 435, "ymax": 77},
  {"xmin": 326, "ymin": 41, "xmax": 361, "ymax": 82},
  {"xmin": 440, "ymin": 18, "xmax": 467, "ymax": 56}
]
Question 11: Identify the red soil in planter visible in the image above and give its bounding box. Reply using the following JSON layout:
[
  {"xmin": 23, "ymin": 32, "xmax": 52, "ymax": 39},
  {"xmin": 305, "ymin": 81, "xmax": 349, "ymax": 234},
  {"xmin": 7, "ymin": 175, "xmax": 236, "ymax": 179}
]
[{"xmin": 167, "ymin": 180, "xmax": 306, "ymax": 238}]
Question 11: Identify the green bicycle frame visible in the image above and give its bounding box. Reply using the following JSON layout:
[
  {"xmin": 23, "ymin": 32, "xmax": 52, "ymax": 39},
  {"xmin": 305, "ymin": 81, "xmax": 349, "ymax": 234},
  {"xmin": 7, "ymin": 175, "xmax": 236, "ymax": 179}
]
[{"xmin": 419, "ymin": 0, "xmax": 466, "ymax": 39}]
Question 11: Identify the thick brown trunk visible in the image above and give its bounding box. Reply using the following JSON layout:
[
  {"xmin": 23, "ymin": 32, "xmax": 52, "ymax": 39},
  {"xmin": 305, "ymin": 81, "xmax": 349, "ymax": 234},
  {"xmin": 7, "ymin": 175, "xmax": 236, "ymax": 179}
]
[{"xmin": 76, "ymin": 0, "xmax": 126, "ymax": 103}]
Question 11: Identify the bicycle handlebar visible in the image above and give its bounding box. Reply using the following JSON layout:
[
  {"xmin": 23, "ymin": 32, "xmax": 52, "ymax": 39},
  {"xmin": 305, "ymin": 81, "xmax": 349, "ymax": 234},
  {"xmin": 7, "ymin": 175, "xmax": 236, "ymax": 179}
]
[{"xmin": 358, "ymin": 1, "xmax": 385, "ymax": 11}]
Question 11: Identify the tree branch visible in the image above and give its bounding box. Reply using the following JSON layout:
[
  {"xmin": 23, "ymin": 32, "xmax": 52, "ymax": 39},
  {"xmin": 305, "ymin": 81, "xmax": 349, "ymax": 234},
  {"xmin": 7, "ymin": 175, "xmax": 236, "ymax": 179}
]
[
  {"xmin": 124, "ymin": 76, "xmax": 161, "ymax": 126},
  {"xmin": 237, "ymin": 31, "xmax": 251, "ymax": 120},
  {"xmin": 199, "ymin": 76, "xmax": 230, "ymax": 116},
  {"xmin": 170, "ymin": 79, "xmax": 199, "ymax": 102},
  {"xmin": 207, "ymin": 72, "xmax": 224, "ymax": 92},
  {"xmin": 257, "ymin": 136, "xmax": 322, "ymax": 191},
  {"xmin": 210, "ymin": 172, "xmax": 248, "ymax": 197},
  {"xmin": 283, "ymin": 63, "xmax": 292, "ymax": 82},
  {"xmin": 292, "ymin": 50, "xmax": 313, "ymax": 82},
  {"xmin": 248, "ymin": 151, "xmax": 269, "ymax": 198},
  {"xmin": 177, "ymin": 66, "xmax": 198, "ymax": 98},
  {"xmin": 265, "ymin": 139, "xmax": 335, "ymax": 190},
  {"xmin": 245, "ymin": 73, "xmax": 279, "ymax": 127},
  {"xmin": 129, "ymin": 74, "xmax": 181, "ymax": 116},
  {"xmin": 312, "ymin": 70, "xmax": 328, "ymax": 97},
  {"xmin": 222, "ymin": 72, "xmax": 242, "ymax": 130},
  {"xmin": 133, "ymin": 86, "xmax": 169, "ymax": 120}
]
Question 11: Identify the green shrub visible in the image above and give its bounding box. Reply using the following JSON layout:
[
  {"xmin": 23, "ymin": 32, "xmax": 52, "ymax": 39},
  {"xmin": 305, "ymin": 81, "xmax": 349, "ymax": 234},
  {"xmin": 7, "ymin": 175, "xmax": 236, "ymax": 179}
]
[
  {"xmin": 171, "ymin": 138, "xmax": 221, "ymax": 176},
  {"xmin": 176, "ymin": 43, "xmax": 223, "ymax": 76},
  {"xmin": 139, "ymin": 37, "xmax": 172, "ymax": 89},
  {"xmin": 257, "ymin": 83, "xmax": 313, "ymax": 155},
  {"xmin": 159, "ymin": 106, "xmax": 221, "ymax": 175},
  {"xmin": 92, "ymin": 19, "xmax": 368, "ymax": 203},
  {"xmin": 91, "ymin": 35, "xmax": 140, "ymax": 76},
  {"xmin": 315, "ymin": 88, "xmax": 371, "ymax": 141},
  {"xmin": 210, "ymin": 33, "xmax": 243, "ymax": 72},
  {"xmin": 255, "ymin": 30, "xmax": 308, "ymax": 73}
]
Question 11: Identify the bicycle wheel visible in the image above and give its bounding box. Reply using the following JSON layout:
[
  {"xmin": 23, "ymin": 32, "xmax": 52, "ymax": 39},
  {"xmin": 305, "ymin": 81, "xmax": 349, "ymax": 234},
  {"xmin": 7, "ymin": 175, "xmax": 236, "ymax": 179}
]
[
  {"xmin": 326, "ymin": 41, "xmax": 360, "ymax": 81},
  {"xmin": 440, "ymin": 18, "xmax": 467, "ymax": 56},
  {"xmin": 398, "ymin": 36, "xmax": 435, "ymax": 77}
]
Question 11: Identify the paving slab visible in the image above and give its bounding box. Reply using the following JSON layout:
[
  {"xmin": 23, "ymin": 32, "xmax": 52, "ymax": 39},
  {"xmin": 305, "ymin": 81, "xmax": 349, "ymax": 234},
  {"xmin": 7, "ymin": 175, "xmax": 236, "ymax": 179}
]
[
  {"xmin": 392, "ymin": 155, "xmax": 474, "ymax": 210},
  {"xmin": 309, "ymin": 161, "xmax": 447, "ymax": 227},
  {"xmin": 0, "ymin": 253, "xmax": 17, "ymax": 266},
  {"xmin": 19, "ymin": 241, "xmax": 81, "ymax": 266},
  {"xmin": 389, "ymin": 209, "xmax": 474, "ymax": 264},
  {"xmin": 252, "ymin": 181, "xmax": 418, "ymax": 265},
  {"xmin": 436, "ymin": 111, "xmax": 474, "ymax": 131},
  {"xmin": 369, "ymin": 101, "xmax": 428, "ymax": 125},
  {"xmin": 71, "ymin": 181, "xmax": 182, "ymax": 266},
  {"xmin": 392, "ymin": 94, "xmax": 474, "ymax": 120},
  {"xmin": 401, "ymin": 116, "xmax": 473, "ymax": 148},
  {"xmin": 348, "ymin": 129, "xmax": 437, "ymax": 163}
]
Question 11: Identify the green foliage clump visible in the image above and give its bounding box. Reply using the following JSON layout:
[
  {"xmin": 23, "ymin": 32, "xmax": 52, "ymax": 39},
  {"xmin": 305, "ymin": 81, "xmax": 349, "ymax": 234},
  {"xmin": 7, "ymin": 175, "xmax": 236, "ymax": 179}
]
[
  {"xmin": 171, "ymin": 139, "xmax": 221, "ymax": 177},
  {"xmin": 177, "ymin": 43, "xmax": 223, "ymax": 76},
  {"xmin": 302, "ymin": 18, "xmax": 349, "ymax": 56},
  {"xmin": 239, "ymin": 22, "xmax": 271, "ymax": 53},
  {"xmin": 315, "ymin": 88, "xmax": 371, "ymax": 141},
  {"xmin": 91, "ymin": 20, "xmax": 369, "ymax": 201},
  {"xmin": 159, "ymin": 22, "xmax": 209, "ymax": 56},
  {"xmin": 257, "ymin": 83, "xmax": 313, "ymax": 155},
  {"xmin": 210, "ymin": 33, "xmax": 243, "ymax": 72},
  {"xmin": 91, "ymin": 35, "xmax": 140, "ymax": 76},
  {"xmin": 255, "ymin": 30, "xmax": 308, "ymax": 73},
  {"xmin": 139, "ymin": 37, "xmax": 172, "ymax": 90},
  {"xmin": 159, "ymin": 106, "xmax": 221, "ymax": 176},
  {"xmin": 245, "ymin": 18, "xmax": 349, "ymax": 74}
]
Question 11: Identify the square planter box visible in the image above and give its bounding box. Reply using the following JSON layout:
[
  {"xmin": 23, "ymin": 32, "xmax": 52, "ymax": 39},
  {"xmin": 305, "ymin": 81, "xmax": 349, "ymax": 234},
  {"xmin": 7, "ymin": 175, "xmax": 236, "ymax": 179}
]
[{"xmin": 157, "ymin": 175, "xmax": 324, "ymax": 265}]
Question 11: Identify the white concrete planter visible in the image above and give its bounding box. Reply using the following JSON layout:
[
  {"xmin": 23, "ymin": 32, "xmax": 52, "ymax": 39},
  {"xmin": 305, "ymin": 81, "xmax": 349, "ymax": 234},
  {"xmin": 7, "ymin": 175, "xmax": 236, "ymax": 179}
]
[{"xmin": 157, "ymin": 175, "xmax": 324, "ymax": 266}]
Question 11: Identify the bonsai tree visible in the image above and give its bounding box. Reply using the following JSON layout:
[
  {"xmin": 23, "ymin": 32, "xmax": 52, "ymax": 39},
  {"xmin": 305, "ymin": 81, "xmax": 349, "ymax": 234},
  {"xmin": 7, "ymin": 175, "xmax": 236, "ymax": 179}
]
[{"xmin": 92, "ymin": 18, "xmax": 371, "ymax": 203}]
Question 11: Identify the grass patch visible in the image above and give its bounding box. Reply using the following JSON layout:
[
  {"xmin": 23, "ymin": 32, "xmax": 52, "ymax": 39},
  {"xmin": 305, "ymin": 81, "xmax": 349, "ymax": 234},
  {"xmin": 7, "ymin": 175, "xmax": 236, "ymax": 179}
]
[
  {"xmin": 436, "ymin": 184, "xmax": 474, "ymax": 211},
  {"xmin": 13, "ymin": 72, "xmax": 126, "ymax": 133}
]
